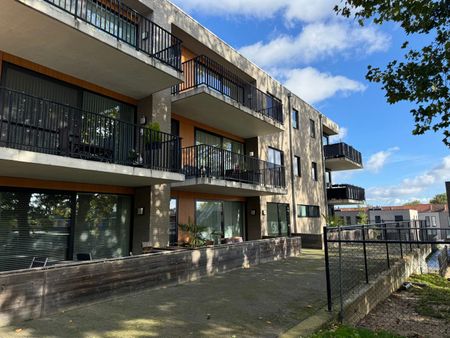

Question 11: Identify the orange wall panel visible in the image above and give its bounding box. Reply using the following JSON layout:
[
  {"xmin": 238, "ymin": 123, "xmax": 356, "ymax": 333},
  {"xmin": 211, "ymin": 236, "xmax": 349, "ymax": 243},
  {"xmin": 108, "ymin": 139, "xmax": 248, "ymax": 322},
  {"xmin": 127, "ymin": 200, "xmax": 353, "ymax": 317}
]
[
  {"xmin": 172, "ymin": 113, "xmax": 245, "ymax": 148},
  {"xmin": 181, "ymin": 47, "xmax": 197, "ymax": 63},
  {"xmin": 0, "ymin": 177, "xmax": 135, "ymax": 195}
]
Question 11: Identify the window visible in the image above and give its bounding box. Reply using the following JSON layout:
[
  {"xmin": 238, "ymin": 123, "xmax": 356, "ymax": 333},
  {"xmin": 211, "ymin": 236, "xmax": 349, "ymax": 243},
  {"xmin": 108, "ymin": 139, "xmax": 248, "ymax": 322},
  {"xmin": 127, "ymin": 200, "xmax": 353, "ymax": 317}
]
[
  {"xmin": 294, "ymin": 156, "xmax": 301, "ymax": 177},
  {"xmin": 431, "ymin": 216, "xmax": 437, "ymax": 227},
  {"xmin": 195, "ymin": 129, "xmax": 244, "ymax": 154},
  {"xmin": 311, "ymin": 162, "xmax": 318, "ymax": 181},
  {"xmin": 292, "ymin": 109, "xmax": 299, "ymax": 129},
  {"xmin": 375, "ymin": 216, "xmax": 382, "ymax": 224},
  {"xmin": 346, "ymin": 216, "xmax": 352, "ymax": 225},
  {"xmin": 310, "ymin": 119, "xmax": 316, "ymax": 138},
  {"xmin": 267, "ymin": 203, "xmax": 290, "ymax": 236},
  {"xmin": 297, "ymin": 205, "xmax": 320, "ymax": 218},
  {"xmin": 394, "ymin": 215, "xmax": 404, "ymax": 222},
  {"xmin": 268, "ymin": 147, "xmax": 284, "ymax": 166},
  {"xmin": 169, "ymin": 199, "xmax": 178, "ymax": 245},
  {"xmin": 0, "ymin": 188, "xmax": 132, "ymax": 272},
  {"xmin": 195, "ymin": 201, "xmax": 245, "ymax": 241}
]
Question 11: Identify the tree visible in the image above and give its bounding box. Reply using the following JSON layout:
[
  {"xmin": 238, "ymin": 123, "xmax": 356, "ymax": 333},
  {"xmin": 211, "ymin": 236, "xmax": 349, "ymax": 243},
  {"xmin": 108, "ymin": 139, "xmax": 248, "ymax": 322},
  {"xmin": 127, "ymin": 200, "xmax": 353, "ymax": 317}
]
[
  {"xmin": 430, "ymin": 193, "xmax": 447, "ymax": 205},
  {"xmin": 403, "ymin": 200, "xmax": 421, "ymax": 206},
  {"xmin": 335, "ymin": 1, "xmax": 450, "ymax": 146},
  {"xmin": 356, "ymin": 208, "xmax": 369, "ymax": 225}
]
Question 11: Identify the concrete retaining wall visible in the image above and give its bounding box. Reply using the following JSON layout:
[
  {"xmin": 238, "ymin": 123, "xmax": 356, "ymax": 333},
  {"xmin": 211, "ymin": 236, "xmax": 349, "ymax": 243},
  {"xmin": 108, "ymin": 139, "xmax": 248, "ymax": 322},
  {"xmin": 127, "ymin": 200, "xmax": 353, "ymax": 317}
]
[
  {"xmin": 342, "ymin": 245, "xmax": 431, "ymax": 325},
  {"xmin": 0, "ymin": 237, "xmax": 301, "ymax": 327}
]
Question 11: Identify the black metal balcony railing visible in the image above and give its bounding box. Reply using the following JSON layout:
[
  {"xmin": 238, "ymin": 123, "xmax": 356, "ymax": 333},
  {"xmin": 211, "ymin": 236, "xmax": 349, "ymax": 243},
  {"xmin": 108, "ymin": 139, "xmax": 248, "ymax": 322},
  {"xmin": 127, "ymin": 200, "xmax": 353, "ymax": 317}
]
[
  {"xmin": 44, "ymin": 0, "xmax": 182, "ymax": 71},
  {"xmin": 324, "ymin": 142, "xmax": 362, "ymax": 165},
  {"xmin": 0, "ymin": 88, "xmax": 182, "ymax": 172},
  {"xmin": 172, "ymin": 55, "xmax": 284, "ymax": 124},
  {"xmin": 182, "ymin": 144, "xmax": 286, "ymax": 188},
  {"xmin": 327, "ymin": 184, "xmax": 365, "ymax": 202}
]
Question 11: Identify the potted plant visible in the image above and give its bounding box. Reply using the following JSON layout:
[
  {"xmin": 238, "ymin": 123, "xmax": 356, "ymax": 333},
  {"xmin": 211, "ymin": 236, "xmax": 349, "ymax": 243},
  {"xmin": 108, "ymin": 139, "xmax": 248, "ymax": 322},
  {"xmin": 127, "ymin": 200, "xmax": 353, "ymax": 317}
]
[
  {"xmin": 178, "ymin": 217, "xmax": 208, "ymax": 248},
  {"xmin": 128, "ymin": 149, "xmax": 142, "ymax": 166},
  {"xmin": 145, "ymin": 121, "xmax": 162, "ymax": 150}
]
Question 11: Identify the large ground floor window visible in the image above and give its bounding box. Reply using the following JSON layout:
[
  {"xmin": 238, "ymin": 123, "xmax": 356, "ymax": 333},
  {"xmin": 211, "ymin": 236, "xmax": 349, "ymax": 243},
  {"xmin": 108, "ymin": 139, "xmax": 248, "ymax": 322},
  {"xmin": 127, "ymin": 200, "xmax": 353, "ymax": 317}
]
[
  {"xmin": 195, "ymin": 200, "xmax": 245, "ymax": 242},
  {"xmin": 267, "ymin": 203, "xmax": 290, "ymax": 237},
  {"xmin": 0, "ymin": 188, "xmax": 132, "ymax": 272}
]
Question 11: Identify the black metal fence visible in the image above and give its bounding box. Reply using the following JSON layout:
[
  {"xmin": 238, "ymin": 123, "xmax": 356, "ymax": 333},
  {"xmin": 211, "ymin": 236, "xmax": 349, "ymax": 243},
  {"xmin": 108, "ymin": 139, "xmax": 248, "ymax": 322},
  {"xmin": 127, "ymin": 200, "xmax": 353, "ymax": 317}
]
[
  {"xmin": 327, "ymin": 184, "xmax": 365, "ymax": 202},
  {"xmin": 43, "ymin": 0, "xmax": 182, "ymax": 70},
  {"xmin": 324, "ymin": 222, "xmax": 450, "ymax": 317},
  {"xmin": 0, "ymin": 87, "xmax": 181, "ymax": 172},
  {"xmin": 324, "ymin": 142, "xmax": 362, "ymax": 165},
  {"xmin": 182, "ymin": 144, "xmax": 286, "ymax": 188},
  {"xmin": 172, "ymin": 55, "xmax": 284, "ymax": 124}
]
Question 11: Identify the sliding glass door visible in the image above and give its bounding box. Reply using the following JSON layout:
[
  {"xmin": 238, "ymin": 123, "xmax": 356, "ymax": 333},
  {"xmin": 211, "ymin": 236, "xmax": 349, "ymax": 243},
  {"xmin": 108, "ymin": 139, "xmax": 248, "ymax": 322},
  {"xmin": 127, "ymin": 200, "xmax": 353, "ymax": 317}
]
[
  {"xmin": 74, "ymin": 193, "xmax": 131, "ymax": 259},
  {"xmin": 0, "ymin": 188, "xmax": 132, "ymax": 272},
  {"xmin": 0, "ymin": 190, "xmax": 72, "ymax": 272},
  {"xmin": 267, "ymin": 203, "xmax": 290, "ymax": 237},
  {"xmin": 196, "ymin": 200, "xmax": 245, "ymax": 241}
]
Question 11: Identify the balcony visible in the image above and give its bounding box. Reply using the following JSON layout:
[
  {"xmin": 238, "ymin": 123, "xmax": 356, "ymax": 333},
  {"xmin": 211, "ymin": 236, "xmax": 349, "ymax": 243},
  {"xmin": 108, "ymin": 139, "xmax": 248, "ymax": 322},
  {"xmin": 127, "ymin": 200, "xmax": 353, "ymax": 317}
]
[
  {"xmin": 0, "ymin": 0, "xmax": 183, "ymax": 98},
  {"xmin": 171, "ymin": 144, "xmax": 287, "ymax": 196},
  {"xmin": 0, "ymin": 88, "xmax": 184, "ymax": 186},
  {"xmin": 324, "ymin": 142, "xmax": 363, "ymax": 171},
  {"xmin": 327, "ymin": 184, "xmax": 366, "ymax": 205},
  {"xmin": 171, "ymin": 55, "xmax": 284, "ymax": 138}
]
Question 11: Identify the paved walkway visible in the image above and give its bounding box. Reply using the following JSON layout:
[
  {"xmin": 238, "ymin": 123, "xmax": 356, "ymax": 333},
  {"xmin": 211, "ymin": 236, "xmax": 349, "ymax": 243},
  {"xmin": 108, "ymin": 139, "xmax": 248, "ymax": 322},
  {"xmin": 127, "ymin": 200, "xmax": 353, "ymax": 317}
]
[{"xmin": 1, "ymin": 250, "xmax": 327, "ymax": 338}]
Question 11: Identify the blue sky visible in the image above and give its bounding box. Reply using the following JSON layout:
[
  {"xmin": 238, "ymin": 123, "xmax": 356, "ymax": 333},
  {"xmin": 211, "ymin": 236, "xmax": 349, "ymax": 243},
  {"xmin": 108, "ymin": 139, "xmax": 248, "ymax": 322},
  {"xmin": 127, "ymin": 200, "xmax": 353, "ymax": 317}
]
[{"xmin": 171, "ymin": 0, "xmax": 450, "ymax": 206}]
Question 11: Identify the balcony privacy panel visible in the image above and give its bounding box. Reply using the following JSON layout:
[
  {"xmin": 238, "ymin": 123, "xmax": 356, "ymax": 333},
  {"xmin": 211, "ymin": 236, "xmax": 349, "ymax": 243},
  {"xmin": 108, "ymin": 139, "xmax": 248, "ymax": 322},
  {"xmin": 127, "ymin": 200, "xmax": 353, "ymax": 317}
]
[
  {"xmin": 0, "ymin": 191, "xmax": 71, "ymax": 272},
  {"xmin": 2, "ymin": 63, "xmax": 79, "ymax": 107}
]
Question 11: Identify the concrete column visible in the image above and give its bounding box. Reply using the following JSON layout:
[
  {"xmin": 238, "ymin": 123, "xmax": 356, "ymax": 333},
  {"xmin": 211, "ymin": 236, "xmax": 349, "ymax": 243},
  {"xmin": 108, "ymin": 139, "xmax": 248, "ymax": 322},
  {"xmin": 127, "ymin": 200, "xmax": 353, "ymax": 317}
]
[{"xmin": 135, "ymin": 89, "xmax": 172, "ymax": 248}]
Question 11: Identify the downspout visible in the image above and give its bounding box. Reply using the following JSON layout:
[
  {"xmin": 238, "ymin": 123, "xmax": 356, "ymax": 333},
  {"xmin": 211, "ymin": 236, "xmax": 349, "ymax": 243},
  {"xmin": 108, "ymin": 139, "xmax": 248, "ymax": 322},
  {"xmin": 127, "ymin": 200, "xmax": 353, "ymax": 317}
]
[
  {"xmin": 319, "ymin": 115, "xmax": 330, "ymax": 221},
  {"xmin": 287, "ymin": 92, "xmax": 297, "ymax": 234}
]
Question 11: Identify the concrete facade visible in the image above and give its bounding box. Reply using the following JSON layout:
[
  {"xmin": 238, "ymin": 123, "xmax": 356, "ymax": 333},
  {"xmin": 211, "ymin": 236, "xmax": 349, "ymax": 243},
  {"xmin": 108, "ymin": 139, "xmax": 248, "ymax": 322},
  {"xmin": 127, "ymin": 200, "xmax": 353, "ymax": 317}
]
[{"xmin": 0, "ymin": 0, "xmax": 363, "ymax": 254}]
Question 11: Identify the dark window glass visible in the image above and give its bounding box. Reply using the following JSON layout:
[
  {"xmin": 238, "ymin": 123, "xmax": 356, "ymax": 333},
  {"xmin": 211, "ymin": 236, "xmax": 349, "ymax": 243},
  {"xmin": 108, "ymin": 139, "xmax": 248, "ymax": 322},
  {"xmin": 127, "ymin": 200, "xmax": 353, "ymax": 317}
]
[
  {"xmin": 394, "ymin": 215, "xmax": 404, "ymax": 222},
  {"xmin": 375, "ymin": 216, "xmax": 382, "ymax": 223},
  {"xmin": 169, "ymin": 198, "xmax": 178, "ymax": 245},
  {"xmin": 0, "ymin": 190, "xmax": 72, "ymax": 272},
  {"xmin": 268, "ymin": 147, "xmax": 284, "ymax": 166},
  {"xmin": 292, "ymin": 109, "xmax": 299, "ymax": 129},
  {"xmin": 346, "ymin": 216, "xmax": 352, "ymax": 225},
  {"xmin": 297, "ymin": 205, "xmax": 320, "ymax": 218},
  {"xmin": 310, "ymin": 119, "xmax": 316, "ymax": 138},
  {"xmin": 74, "ymin": 193, "xmax": 131, "ymax": 259},
  {"xmin": 267, "ymin": 203, "xmax": 289, "ymax": 236},
  {"xmin": 311, "ymin": 162, "xmax": 318, "ymax": 181},
  {"xmin": 294, "ymin": 156, "xmax": 301, "ymax": 177}
]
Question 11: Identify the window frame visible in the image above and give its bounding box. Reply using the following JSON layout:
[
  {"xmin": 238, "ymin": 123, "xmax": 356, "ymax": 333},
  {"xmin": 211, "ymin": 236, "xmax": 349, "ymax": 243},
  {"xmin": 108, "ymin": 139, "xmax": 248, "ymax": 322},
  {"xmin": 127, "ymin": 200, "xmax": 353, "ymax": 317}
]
[
  {"xmin": 292, "ymin": 109, "xmax": 299, "ymax": 129},
  {"xmin": 311, "ymin": 162, "xmax": 318, "ymax": 181},
  {"xmin": 294, "ymin": 156, "xmax": 301, "ymax": 177},
  {"xmin": 309, "ymin": 119, "xmax": 316, "ymax": 138}
]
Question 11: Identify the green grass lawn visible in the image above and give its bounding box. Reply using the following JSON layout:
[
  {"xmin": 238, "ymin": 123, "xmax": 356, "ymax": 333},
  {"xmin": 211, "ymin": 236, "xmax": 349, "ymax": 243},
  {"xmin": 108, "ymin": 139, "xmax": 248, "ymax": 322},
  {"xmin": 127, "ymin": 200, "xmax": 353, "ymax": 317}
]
[
  {"xmin": 409, "ymin": 273, "xmax": 450, "ymax": 322},
  {"xmin": 310, "ymin": 325, "xmax": 404, "ymax": 338}
]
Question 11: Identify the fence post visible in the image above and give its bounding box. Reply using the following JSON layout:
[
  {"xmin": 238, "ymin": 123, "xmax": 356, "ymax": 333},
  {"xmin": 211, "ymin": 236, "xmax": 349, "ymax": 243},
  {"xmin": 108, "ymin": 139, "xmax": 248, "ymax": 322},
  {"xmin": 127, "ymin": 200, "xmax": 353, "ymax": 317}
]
[
  {"xmin": 323, "ymin": 226, "xmax": 332, "ymax": 312},
  {"xmin": 338, "ymin": 225, "xmax": 344, "ymax": 323},
  {"xmin": 398, "ymin": 227, "xmax": 403, "ymax": 259},
  {"xmin": 384, "ymin": 223, "xmax": 390, "ymax": 269},
  {"xmin": 362, "ymin": 225, "xmax": 369, "ymax": 284},
  {"xmin": 415, "ymin": 220, "xmax": 420, "ymax": 248}
]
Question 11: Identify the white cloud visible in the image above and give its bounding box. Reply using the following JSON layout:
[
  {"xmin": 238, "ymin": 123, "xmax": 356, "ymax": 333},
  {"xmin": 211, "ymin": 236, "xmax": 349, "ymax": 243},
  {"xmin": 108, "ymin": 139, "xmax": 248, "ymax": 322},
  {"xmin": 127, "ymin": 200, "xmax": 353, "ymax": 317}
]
[
  {"xmin": 367, "ymin": 155, "xmax": 450, "ymax": 202},
  {"xmin": 171, "ymin": 0, "xmax": 337, "ymax": 22},
  {"xmin": 330, "ymin": 127, "xmax": 348, "ymax": 143},
  {"xmin": 239, "ymin": 23, "xmax": 390, "ymax": 68},
  {"xmin": 366, "ymin": 147, "xmax": 400, "ymax": 173},
  {"xmin": 277, "ymin": 67, "xmax": 366, "ymax": 104}
]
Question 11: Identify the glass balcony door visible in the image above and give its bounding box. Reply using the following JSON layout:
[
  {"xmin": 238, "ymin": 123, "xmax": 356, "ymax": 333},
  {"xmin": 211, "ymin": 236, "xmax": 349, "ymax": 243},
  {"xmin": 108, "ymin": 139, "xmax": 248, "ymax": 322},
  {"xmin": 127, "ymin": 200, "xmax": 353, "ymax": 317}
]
[{"xmin": 267, "ymin": 203, "xmax": 289, "ymax": 237}]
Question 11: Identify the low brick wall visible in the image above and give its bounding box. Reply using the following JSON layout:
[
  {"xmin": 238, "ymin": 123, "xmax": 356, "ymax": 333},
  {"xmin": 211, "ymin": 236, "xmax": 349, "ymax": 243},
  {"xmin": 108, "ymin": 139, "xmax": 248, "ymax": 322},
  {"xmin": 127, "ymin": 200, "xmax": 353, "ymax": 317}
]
[
  {"xmin": 292, "ymin": 233, "xmax": 323, "ymax": 249},
  {"xmin": 342, "ymin": 245, "xmax": 431, "ymax": 325},
  {"xmin": 0, "ymin": 237, "xmax": 301, "ymax": 327}
]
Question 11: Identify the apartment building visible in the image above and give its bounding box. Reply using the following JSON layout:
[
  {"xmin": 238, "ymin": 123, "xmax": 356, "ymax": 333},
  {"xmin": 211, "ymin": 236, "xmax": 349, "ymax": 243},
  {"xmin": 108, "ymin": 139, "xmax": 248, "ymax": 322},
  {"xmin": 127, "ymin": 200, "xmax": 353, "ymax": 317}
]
[
  {"xmin": 0, "ymin": 0, "xmax": 364, "ymax": 272},
  {"xmin": 336, "ymin": 205, "xmax": 450, "ymax": 239}
]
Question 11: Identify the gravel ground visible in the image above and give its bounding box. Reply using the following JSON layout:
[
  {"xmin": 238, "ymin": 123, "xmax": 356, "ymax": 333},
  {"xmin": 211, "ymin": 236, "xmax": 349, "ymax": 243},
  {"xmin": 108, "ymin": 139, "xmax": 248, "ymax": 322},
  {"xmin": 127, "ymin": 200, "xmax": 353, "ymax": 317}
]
[{"xmin": 358, "ymin": 289, "xmax": 449, "ymax": 338}]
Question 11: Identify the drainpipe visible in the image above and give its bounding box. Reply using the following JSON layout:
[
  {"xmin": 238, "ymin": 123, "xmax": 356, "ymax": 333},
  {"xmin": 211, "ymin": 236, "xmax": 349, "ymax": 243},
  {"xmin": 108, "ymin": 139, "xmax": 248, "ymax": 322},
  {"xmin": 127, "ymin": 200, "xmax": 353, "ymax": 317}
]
[
  {"xmin": 319, "ymin": 115, "xmax": 330, "ymax": 221},
  {"xmin": 287, "ymin": 92, "xmax": 297, "ymax": 234}
]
